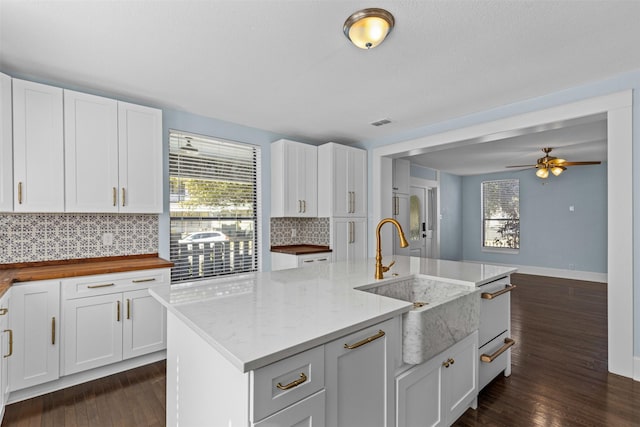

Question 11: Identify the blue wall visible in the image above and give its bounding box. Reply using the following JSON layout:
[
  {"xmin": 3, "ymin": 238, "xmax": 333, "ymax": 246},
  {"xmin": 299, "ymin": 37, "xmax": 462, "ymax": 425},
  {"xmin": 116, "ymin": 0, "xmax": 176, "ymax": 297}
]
[{"xmin": 461, "ymin": 164, "xmax": 607, "ymax": 272}]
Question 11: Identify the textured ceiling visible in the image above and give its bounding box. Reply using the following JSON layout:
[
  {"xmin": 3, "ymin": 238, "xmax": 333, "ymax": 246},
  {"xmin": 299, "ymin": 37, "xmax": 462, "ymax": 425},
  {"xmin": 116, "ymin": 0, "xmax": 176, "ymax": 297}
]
[{"xmin": 1, "ymin": 1, "xmax": 637, "ymax": 169}]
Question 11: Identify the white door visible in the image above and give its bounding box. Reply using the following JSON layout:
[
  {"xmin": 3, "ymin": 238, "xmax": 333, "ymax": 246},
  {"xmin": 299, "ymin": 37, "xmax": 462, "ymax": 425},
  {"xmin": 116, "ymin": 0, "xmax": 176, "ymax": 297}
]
[
  {"xmin": 408, "ymin": 186, "xmax": 437, "ymax": 258},
  {"xmin": 396, "ymin": 356, "xmax": 445, "ymax": 427},
  {"xmin": 9, "ymin": 280, "xmax": 60, "ymax": 391},
  {"xmin": 117, "ymin": 101, "xmax": 163, "ymax": 213},
  {"xmin": 0, "ymin": 72, "xmax": 12, "ymax": 212},
  {"xmin": 64, "ymin": 90, "xmax": 119, "ymax": 212},
  {"xmin": 63, "ymin": 293, "xmax": 123, "ymax": 375},
  {"xmin": 12, "ymin": 79, "xmax": 64, "ymax": 212},
  {"xmin": 122, "ymin": 289, "xmax": 166, "ymax": 360}
]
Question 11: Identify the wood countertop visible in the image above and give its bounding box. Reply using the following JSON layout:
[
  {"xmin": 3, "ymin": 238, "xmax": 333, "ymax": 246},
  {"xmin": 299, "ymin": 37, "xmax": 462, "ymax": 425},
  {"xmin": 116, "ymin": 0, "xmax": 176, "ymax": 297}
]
[
  {"xmin": 270, "ymin": 245, "xmax": 332, "ymax": 255},
  {"xmin": 0, "ymin": 254, "xmax": 173, "ymax": 298}
]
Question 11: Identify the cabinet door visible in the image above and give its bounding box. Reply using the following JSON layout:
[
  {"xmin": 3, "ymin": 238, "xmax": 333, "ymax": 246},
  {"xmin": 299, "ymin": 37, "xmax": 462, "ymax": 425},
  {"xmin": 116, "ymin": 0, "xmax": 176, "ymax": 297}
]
[
  {"xmin": 118, "ymin": 101, "xmax": 163, "ymax": 213},
  {"xmin": 12, "ymin": 79, "xmax": 64, "ymax": 212},
  {"xmin": 444, "ymin": 332, "xmax": 478, "ymax": 424},
  {"xmin": 64, "ymin": 90, "xmax": 119, "ymax": 212},
  {"xmin": 392, "ymin": 159, "xmax": 410, "ymax": 194},
  {"xmin": 331, "ymin": 218, "xmax": 367, "ymax": 263},
  {"xmin": 8, "ymin": 280, "xmax": 60, "ymax": 391},
  {"xmin": 253, "ymin": 390, "xmax": 325, "ymax": 427},
  {"xmin": 0, "ymin": 72, "xmax": 12, "ymax": 212},
  {"xmin": 63, "ymin": 293, "xmax": 123, "ymax": 375},
  {"xmin": 325, "ymin": 319, "xmax": 397, "ymax": 427},
  {"xmin": 349, "ymin": 148, "xmax": 367, "ymax": 217},
  {"xmin": 122, "ymin": 289, "xmax": 166, "ymax": 360},
  {"xmin": 298, "ymin": 143, "xmax": 318, "ymax": 217},
  {"xmin": 396, "ymin": 356, "xmax": 445, "ymax": 427},
  {"xmin": 0, "ymin": 293, "xmax": 9, "ymax": 414},
  {"xmin": 331, "ymin": 145, "xmax": 350, "ymax": 216}
]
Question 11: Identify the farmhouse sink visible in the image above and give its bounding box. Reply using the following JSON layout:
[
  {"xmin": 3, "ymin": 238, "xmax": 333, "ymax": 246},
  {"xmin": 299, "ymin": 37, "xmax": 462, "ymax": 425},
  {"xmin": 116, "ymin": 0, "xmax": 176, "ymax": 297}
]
[{"xmin": 359, "ymin": 275, "xmax": 480, "ymax": 364}]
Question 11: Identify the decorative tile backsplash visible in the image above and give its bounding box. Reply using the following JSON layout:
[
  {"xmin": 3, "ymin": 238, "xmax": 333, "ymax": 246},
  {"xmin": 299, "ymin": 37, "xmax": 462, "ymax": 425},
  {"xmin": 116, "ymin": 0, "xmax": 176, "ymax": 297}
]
[
  {"xmin": 0, "ymin": 213, "xmax": 158, "ymax": 264},
  {"xmin": 270, "ymin": 217, "xmax": 330, "ymax": 246}
]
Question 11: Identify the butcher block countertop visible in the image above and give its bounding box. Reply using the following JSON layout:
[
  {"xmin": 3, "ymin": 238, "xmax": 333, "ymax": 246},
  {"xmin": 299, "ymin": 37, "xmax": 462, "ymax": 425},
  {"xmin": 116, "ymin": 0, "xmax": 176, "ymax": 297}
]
[
  {"xmin": 0, "ymin": 254, "xmax": 173, "ymax": 298},
  {"xmin": 270, "ymin": 244, "xmax": 332, "ymax": 255}
]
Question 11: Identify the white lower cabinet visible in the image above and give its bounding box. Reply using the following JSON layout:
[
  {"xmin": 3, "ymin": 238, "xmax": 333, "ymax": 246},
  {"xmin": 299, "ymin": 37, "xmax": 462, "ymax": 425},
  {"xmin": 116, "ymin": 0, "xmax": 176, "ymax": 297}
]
[
  {"xmin": 325, "ymin": 317, "xmax": 401, "ymax": 427},
  {"xmin": 8, "ymin": 280, "xmax": 60, "ymax": 392},
  {"xmin": 253, "ymin": 391, "xmax": 326, "ymax": 427},
  {"xmin": 0, "ymin": 291, "xmax": 10, "ymax": 419},
  {"xmin": 167, "ymin": 312, "xmax": 401, "ymax": 427},
  {"xmin": 396, "ymin": 331, "xmax": 478, "ymax": 427},
  {"xmin": 271, "ymin": 252, "xmax": 332, "ymax": 271},
  {"xmin": 62, "ymin": 269, "xmax": 168, "ymax": 375}
]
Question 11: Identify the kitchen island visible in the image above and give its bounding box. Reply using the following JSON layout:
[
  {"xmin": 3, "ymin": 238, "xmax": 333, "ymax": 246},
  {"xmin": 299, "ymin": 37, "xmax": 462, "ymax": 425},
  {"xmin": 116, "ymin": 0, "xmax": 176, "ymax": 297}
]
[{"xmin": 150, "ymin": 256, "xmax": 515, "ymax": 426}]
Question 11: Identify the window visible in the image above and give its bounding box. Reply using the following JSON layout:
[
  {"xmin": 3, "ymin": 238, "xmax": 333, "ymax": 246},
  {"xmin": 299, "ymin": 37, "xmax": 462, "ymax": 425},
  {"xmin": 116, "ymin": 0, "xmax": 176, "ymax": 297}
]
[
  {"xmin": 482, "ymin": 179, "xmax": 519, "ymax": 249},
  {"xmin": 169, "ymin": 131, "xmax": 260, "ymax": 282}
]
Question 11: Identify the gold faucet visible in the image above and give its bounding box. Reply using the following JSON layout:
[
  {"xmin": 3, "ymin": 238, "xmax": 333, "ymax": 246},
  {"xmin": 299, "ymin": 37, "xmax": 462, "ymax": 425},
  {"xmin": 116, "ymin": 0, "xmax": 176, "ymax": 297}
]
[{"xmin": 375, "ymin": 218, "xmax": 409, "ymax": 280}]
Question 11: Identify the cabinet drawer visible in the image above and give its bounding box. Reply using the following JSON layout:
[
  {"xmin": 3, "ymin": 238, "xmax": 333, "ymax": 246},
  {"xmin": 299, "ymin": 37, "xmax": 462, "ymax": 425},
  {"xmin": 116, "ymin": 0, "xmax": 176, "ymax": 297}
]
[
  {"xmin": 62, "ymin": 268, "xmax": 169, "ymax": 299},
  {"xmin": 478, "ymin": 331, "xmax": 513, "ymax": 391},
  {"xmin": 298, "ymin": 253, "xmax": 331, "ymax": 268},
  {"xmin": 253, "ymin": 390, "xmax": 325, "ymax": 427},
  {"xmin": 251, "ymin": 345, "xmax": 324, "ymax": 422},
  {"xmin": 478, "ymin": 276, "xmax": 512, "ymax": 346}
]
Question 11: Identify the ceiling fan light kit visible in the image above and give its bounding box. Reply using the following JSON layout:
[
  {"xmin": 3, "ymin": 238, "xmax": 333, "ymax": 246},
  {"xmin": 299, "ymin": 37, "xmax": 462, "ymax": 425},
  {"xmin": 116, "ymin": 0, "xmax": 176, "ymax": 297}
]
[{"xmin": 507, "ymin": 147, "xmax": 601, "ymax": 179}]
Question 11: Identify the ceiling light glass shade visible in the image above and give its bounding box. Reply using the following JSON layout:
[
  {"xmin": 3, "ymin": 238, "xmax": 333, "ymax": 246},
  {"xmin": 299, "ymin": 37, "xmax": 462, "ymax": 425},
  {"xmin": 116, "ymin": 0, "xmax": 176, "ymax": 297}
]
[
  {"xmin": 536, "ymin": 167, "xmax": 549, "ymax": 179},
  {"xmin": 550, "ymin": 165, "xmax": 566, "ymax": 176},
  {"xmin": 344, "ymin": 8, "xmax": 395, "ymax": 49}
]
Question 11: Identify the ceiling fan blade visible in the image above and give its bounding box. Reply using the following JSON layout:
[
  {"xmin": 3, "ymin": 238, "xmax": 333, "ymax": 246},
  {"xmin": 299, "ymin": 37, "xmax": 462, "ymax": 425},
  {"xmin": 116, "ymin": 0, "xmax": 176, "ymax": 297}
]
[
  {"xmin": 505, "ymin": 164, "xmax": 536, "ymax": 168},
  {"xmin": 561, "ymin": 161, "xmax": 602, "ymax": 166}
]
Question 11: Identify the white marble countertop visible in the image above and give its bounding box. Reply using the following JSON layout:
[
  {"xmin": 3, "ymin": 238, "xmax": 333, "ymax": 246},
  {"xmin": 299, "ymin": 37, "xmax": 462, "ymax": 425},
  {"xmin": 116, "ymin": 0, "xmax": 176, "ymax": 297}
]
[{"xmin": 149, "ymin": 256, "xmax": 516, "ymax": 372}]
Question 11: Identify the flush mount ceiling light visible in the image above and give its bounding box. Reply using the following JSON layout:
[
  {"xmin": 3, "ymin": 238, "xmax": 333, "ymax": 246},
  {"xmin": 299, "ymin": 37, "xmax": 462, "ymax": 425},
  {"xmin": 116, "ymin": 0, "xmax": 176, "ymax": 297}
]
[{"xmin": 343, "ymin": 8, "xmax": 395, "ymax": 49}]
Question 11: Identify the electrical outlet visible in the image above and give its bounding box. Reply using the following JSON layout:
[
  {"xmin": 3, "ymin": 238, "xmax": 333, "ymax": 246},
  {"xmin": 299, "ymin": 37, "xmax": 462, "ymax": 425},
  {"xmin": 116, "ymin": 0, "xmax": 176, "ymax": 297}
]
[
  {"xmin": 291, "ymin": 228, "xmax": 296, "ymax": 238},
  {"xmin": 102, "ymin": 232, "xmax": 114, "ymax": 246}
]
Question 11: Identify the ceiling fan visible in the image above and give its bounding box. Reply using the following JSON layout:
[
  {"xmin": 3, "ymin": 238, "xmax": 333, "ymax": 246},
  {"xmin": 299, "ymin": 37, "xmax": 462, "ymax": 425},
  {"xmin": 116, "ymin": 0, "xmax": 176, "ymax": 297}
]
[{"xmin": 506, "ymin": 147, "xmax": 601, "ymax": 178}]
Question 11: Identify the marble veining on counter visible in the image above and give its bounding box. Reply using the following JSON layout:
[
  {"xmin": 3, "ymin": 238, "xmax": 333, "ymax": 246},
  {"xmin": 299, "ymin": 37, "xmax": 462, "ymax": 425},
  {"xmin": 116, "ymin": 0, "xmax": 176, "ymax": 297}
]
[{"xmin": 150, "ymin": 256, "xmax": 515, "ymax": 373}]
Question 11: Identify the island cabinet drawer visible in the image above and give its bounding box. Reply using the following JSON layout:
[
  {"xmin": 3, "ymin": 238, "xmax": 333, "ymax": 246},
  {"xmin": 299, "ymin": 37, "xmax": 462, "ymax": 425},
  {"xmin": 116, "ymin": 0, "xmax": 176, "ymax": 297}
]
[
  {"xmin": 62, "ymin": 268, "xmax": 170, "ymax": 299},
  {"xmin": 478, "ymin": 331, "xmax": 513, "ymax": 391},
  {"xmin": 478, "ymin": 276, "xmax": 513, "ymax": 345},
  {"xmin": 250, "ymin": 345, "xmax": 325, "ymax": 423}
]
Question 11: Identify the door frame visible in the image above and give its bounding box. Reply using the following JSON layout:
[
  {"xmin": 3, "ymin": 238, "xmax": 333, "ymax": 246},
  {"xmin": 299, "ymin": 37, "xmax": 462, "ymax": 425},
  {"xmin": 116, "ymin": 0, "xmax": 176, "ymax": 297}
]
[
  {"xmin": 410, "ymin": 177, "xmax": 439, "ymax": 259},
  {"xmin": 372, "ymin": 90, "xmax": 633, "ymax": 379}
]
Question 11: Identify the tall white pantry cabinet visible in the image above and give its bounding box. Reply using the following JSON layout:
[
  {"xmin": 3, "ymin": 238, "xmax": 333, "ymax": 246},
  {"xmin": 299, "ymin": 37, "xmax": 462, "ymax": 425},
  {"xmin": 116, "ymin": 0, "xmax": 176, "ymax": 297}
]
[{"xmin": 318, "ymin": 143, "xmax": 368, "ymax": 262}]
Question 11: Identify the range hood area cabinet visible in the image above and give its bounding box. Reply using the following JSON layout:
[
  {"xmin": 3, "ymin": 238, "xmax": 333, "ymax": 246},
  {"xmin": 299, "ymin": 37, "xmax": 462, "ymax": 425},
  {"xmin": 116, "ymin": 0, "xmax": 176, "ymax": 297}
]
[
  {"xmin": 317, "ymin": 143, "xmax": 367, "ymax": 218},
  {"xmin": 0, "ymin": 76, "xmax": 163, "ymax": 214},
  {"xmin": 270, "ymin": 139, "xmax": 318, "ymax": 217}
]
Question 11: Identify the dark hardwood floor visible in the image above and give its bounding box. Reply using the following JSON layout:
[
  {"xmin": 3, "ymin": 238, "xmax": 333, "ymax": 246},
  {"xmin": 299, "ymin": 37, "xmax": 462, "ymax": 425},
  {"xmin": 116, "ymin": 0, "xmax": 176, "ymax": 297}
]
[
  {"xmin": 3, "ymin": 273, "xmax": 639, "ymax": 426},
  {"xmin": 455, "ymin": 273, "xmax": 640, "ymax": 427}
]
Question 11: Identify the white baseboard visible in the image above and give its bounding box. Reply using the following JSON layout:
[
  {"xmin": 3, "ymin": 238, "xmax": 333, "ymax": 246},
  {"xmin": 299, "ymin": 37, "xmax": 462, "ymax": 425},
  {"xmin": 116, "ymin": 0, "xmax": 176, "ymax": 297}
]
[
  {"xmin": 634, "ymin": 356, "xmax": 640, "ymax": 382},
  {"xmin": 6, "ymin": 350, "xmax": 166, "ymax": 404},
  {"xmin": 463, "ymin": 260, "xmax": 607, "ymax": 283}
]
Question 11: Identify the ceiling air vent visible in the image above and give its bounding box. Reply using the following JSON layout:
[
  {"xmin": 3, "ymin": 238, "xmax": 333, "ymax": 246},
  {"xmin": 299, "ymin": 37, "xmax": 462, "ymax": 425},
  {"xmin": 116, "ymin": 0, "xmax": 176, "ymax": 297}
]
[{"xmin": 370, "ymin": 118, "xmax": 391, "ymax": 127}]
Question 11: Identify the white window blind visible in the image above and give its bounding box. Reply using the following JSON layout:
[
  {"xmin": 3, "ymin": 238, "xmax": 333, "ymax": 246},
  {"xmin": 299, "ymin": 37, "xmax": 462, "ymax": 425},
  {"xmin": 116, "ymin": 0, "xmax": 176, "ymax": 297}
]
[
  {"xmin": 481, "ymin": 179, "xmax": 520, "ymax": 249},
  {"xmin": 169, "ymin": 130, "xmax": 260, "ymax": 282}
]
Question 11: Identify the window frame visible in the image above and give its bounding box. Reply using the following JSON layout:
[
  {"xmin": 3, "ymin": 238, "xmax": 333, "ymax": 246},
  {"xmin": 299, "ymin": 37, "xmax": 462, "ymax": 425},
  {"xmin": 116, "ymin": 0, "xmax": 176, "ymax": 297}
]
[
  {"xmin": 481, "ymin": 178, "xmax": 520, "ymax": 253},
  {"xmin": 168, "ymin": 129, "xmax": 262, "ymax": 283}
]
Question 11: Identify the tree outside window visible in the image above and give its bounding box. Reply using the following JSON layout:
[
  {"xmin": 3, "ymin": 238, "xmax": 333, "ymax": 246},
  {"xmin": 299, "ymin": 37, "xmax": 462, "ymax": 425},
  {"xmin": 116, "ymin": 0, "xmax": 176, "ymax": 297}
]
[{"xmin": 482, "ymin": 179, "xmax": 520, "ymax": 249}]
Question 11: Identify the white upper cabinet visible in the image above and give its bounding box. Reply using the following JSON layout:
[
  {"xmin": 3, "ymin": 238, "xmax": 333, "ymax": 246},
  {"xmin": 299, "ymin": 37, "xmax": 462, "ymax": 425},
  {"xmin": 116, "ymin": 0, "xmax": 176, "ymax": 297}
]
[
  {"xmin": 318, "ymin": 142, "xmax": 367, "ymax": 217},
  {"xmin": 64, "ymin": 90, "xmax": 119, "ymax": 212},
  {"xmin": 64, "ymin": 92, "xmax": 162, "ymax": 213},
  {"xmin": 12, "ymin": 79, "xmax": 64, "ymax": 212},
  {"xmin": 117, "ymin": 102, "xmax": 163, "ymax": 213},
  {"xmin": 271, "ymin": 139, "xmax": 318, "ymax": 217},
  {"xmin": 392, "ymin": 158, "xmax": 410, "ymax": 194},
  {"xmin": 0, "ymin": 73, "xmax": 12, "ymax": 212}
]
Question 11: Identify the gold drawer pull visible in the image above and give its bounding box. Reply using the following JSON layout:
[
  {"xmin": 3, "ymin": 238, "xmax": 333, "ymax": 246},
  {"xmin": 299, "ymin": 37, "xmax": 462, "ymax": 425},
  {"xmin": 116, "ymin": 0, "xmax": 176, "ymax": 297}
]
[
  {"xmin": 344, "ymin": 330, "xmax": 385, "ymax": 350},
  {"xmin": 132, "ymin": 278, "xmax": 156, "ymax": 283},
  {"xmin": 317, "ymin": 258, "xmax": 328, "ymax": 262},
  {"xmin": 117, "ymin": 300, "xmax": 121, "ymax": 322},
  {"xmin": 276, "ymin": 373, "xmax": 307, "ymax": 391},
  {"xmin": 0, "ymin": 308, "xmax": 7, "ymax": 316},
  {"xmin": 87, "ymin": 283, "xmax": 115, "ymax": 289},
  {"xmin": 52, "ymin": 317, "xmax": 56, "ymax": 345},
  {"xmin": 481, "ymin": 284, "xmax": 516, "ymax": 300},
  {"xmin": 480, "ymin": 338, "xmax": 515, "ymax": 363},
  {"xmin": 3, "ymin": 329, "xmax": 13, "ymax": 358},
  {"xmin": 18, "ymin": 182, "xmax": 23, "ymax": 204},
  {"xmin": 127, "ymin": 299, "xmax": 131, "ymax": 320},
  {"xmin": 121, "ymin": 187, "xmax": 126, "ymax": 207},
  {"xmin": 112, "ymin": 187, "xmax": 117, "ymax": 206},
  {"xmin": 303, "ymin": 260, "xmax": 314, "ymax": 263}
]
